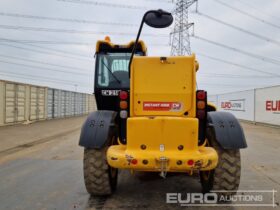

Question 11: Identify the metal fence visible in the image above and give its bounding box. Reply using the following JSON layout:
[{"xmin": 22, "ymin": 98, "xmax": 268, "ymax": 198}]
[
  {"xmin": 0, "ymin": 80, "xmax": 96, "ymax": 126},
  {"xmin": 209, "ymin": 85, "xmax": 280, "ymax": 126}
]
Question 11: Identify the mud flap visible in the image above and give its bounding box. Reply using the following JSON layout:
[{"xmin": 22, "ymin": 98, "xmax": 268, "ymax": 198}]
[
  {"xmin": 79, "ymin": 111, "xmax": 117, "ymax": 149},
  {"xmin": 207, "ymin": 111, "xmax": 247, "ymax": 149}
]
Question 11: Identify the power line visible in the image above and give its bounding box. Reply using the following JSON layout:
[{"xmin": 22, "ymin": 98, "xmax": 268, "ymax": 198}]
[
  {"xmin": 0, "ymin": 54, "xmax": 92, "ymax": 72},
  {"xmin": 16, "ymin": 39, "xmax": 272, "ymax": 78},
  {"xmin": 196, "ymin": 52, "xmax": 280, "ymax": 77},
  {"xmin": 0, "ymin": 59, "xmax": 91, "ymax": 76},
  {"xmin": 0, "ymin": 39, "xmax": 172, "ymax": 51},
  {"xmin": 57, "ymin": 0, "xmax": 147, "ymax": 10},
  {"xmin": 0, "ymin": 43, "xmax": 93, "ymax": 62},
  {"xmin": 0, "ymin": 24, "xmax": 168, "ymax": 37},
  {"xmin": 67, "ymin": 36, "xmax": 279, "ymax": 78},
  {"xmin": 0, "ymin": 38, "xmax": 170, "ymax": 47},
  {"xmin": 0, "ymin": 38, "xmax": 95, "ymax": 45},
  {"xmin": 199, "ymin": 73, "xmax": 275, "ymax": 79},
  {"xmin": 7, "ymin": 39, "xmax": 93, "ymax": 59},
  {"xmin": 29, "ymin": 34, "xmax": 275, "ymax": 77},
  {"xmin": 0, "ymin": 12, "xmax": 137, "ymax": 27},
  {"xmin": 0, "ymin": 41, "xmax": 169, "ymax": 63},
  {"xmin": 25, "ymin": 43, "xmax": 93, "ymax": 58},
  {"xmin": 213, "ymin": 0, "xmax": 280, "ymax": 30},
  {"xmin": 193, "ymin": 35, "xmax": 280, "ymax": 66},
  {"xmin": 200, "ymin": 82, "xmax": 256, "ymax": 88},
  {"xmin": 235, "ymin": 0, "xmax": 280, "ymax": 21},
  {"xmin": 195, "ymin": 11, "xmax": 280, "ymax": 46},
  {"xmin": 0, "ymin": 71, "xmax": 90, "ymax": 87}
]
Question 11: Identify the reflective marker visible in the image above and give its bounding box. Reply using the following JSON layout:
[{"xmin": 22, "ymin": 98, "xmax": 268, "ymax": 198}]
[{"xmin": 120, "ymin": 110, "xmax": 128, "ymax": 119}]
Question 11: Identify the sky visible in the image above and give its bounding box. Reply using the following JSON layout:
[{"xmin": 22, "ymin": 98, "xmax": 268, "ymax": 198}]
[{"xmin": 0, "ymin": 0, "xmax": 279, "ymax": 95}]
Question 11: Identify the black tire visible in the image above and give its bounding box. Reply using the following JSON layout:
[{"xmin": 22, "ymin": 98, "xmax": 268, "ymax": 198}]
[
  {"xmin": 83, "ymin": 138, "xmax": 118, "ymax": 196},
  {"xmin": 200, "ymin": 127, "xmax": 241, "ymax": 198}
]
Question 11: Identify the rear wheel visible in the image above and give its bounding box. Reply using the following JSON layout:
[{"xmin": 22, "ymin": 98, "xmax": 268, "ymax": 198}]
[
  {"xmin": 200, "ymin": 127, "xmax": 241, "ymax": 198},
  {"xmin": 83, "ymin": 136, "xmax": 118, "ymax": 196}
]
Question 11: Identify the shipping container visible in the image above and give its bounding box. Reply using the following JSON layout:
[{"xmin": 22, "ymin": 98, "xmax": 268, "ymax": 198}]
[
  {"xmin": 79, "ymin": 93, "xmax": 83, "ymax": 115},
  {"xmin": 85, "ymin": 94, "xmax": 89, "ymax": 114},
  {"xmin": 1, "ymin": 80, "xmax": 94, "ymax": 126},
  {"xmin": 81, "ymin": 94, "xmax": 86, "ymax": 114},
  {"xmin": 65, "ymin": 91, "xmax": 72, "ymax": 117},
  {"xmin": 70, "ymin": 92, "xmax": 75, "ymax": 116},
  {"xmin": 217, "ymin": 90, "xmax": 255, "ymax": 121},
  {"xmin": 255, "ymin": 86, "xmax": 280, "ymax": 126},
  {"xmin": 53, "ymin": 89, "xmax": 62, "ymax": 118},
  {"xmin": 47, "ymin": 89, "xmax": 54, "ymax": 119},
  {"xmin": 88, "ymin": 95, "xmax": 96, "ymax": 113},
  {"xmin": 47, "ymin": 89, "xmax": 81, "ymax": 118},
  {"xmin": 74, "ymin": 93, "xmax": 82, "ymax": 115},
  {"xmin": 0, "ymin": 80, "xmax": 29, "ymax": 125},
  {"xmin": 6, "ymin": 83, "xmax": 26, "ymax": 123},
  {"xmin": 29, "ymin": 86, "xmax": 47, "ymax": 121},
  {"xmin": 61, "ymin": 90, "xmax": 67, "ymax": 117},
  {"xmin": 0, "ymin": 81, "xmax": 4, "ymax": 125}
]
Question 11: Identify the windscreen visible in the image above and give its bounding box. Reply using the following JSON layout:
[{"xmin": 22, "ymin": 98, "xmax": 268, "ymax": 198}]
[{"xmin": 96, "ymin": 53, "xmax": 132, "ymax": 88}]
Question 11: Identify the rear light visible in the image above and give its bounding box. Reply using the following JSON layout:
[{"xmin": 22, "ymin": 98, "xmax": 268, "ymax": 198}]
[
  {"xmin": 197, "ymin": 91, "xmax": 206, "ymax": 100},
  {"xmin": 196, "ymin": 90, "xmax": 207, "ymax": 120},
  {"xmin": 196, "ymin": 90, "xmax": 207, "ymax": 144},
  {"xmin": 120, "ymin": 101, "xmax": 128, "ymax": 109},
  {"xmin": 197, "ymin": 101, "xmax": 206, "ymax": 110},
  {"xmin": 187, "ymin": 160, "xmax": 194, "ymax": 166},
  {"xmin": 120, "ymin": 110, "xmax": 128, "ymax": 119},
  {"xmin": 131, "ymin": 159, "xmax": 138, "ymax": 165},
  {"xmin": 119, "ymin": 92, "xmax": 129, "ymax": 144},
  {"xmin": 119, "ymin": 91, "xmax": 128, "ymax": 100}
]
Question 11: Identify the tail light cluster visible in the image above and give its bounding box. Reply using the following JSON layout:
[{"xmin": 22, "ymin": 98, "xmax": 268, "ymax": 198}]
[
  {"xmin": 196, "ymin": 90, "xmax": 207, "ymax": 119},
  {"xmin": 119, "ymin": 91, "xmax": 129, "ymax": 119}
]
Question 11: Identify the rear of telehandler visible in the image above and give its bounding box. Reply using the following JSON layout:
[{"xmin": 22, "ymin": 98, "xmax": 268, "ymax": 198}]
[{"xmin": 79, "ymin": 9, "xmax": 247, "ymax": 197}]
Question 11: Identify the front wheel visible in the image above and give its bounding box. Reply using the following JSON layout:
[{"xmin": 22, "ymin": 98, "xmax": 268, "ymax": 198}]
[{"xmin": 200, "ymin": 127, "xmax": 241, "ymax": 198}]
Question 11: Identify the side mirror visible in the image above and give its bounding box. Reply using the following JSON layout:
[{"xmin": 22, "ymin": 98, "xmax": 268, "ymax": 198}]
[
  {"xmin": 129, "ymin": 9, "xmax": 173, "ymax": 77},
  {"xmin": 144, "ymin": 10, "xmax": 173, "ymax": 28}
]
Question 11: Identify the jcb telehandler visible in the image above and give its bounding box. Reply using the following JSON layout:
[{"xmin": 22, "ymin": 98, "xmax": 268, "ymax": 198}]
[{"xmin": 79, "ymin": 9, "xmax": 247, "ymax": 197}]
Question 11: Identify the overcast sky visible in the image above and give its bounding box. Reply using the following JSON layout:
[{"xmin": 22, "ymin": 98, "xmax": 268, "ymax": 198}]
[{"xmin": 0, "ymin": 0, "xmax": 279, "ymax": 95}]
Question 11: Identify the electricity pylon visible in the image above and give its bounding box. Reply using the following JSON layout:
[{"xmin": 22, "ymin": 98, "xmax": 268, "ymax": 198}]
[{"xmin": 170, "ymin": 0, "xmax": 197, "ymax": 56}]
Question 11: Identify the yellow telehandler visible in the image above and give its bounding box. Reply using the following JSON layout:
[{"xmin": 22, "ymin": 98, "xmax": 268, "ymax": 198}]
[{"xmin": 79, "ymin": 9, "xmax": 247, "ymax": 198}]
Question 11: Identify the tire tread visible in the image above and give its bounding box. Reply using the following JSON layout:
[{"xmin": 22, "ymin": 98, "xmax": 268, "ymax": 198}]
[{"xmin": 84, "ymin": 149, "xmax": 112, "ymax": 196}]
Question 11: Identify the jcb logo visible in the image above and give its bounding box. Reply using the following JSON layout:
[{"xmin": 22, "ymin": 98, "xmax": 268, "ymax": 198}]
[{"xmin": 172, "ymin": 103, "xmax": 181, "ymax": 110}]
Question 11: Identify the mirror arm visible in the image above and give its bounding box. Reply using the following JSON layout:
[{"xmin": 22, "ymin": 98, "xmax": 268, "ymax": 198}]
[
  {"xmin": 129, "ymin": 11, "xmax": 150, "ymax": 78},
  {"xmin": 128, "ymin": 9, "xmax": 172, "ymax": 78}
]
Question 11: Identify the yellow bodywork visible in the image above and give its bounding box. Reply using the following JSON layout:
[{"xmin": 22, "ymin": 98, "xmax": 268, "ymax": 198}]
[
  {"xmin": 106, "ymin": 53, "xmax": 218, "ymax": 172},
  {"xmin": 130, "ymin": 56, "xmax": 196, "ymax": 117},
  {"xmin": 108, "ymin": 117, "xmax": 218, "ymax": 172}
]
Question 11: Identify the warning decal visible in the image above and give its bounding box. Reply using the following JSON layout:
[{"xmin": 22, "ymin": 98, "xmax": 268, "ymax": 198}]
[{"xmin": 143, "ymin": 102, "xmax": 182, "ymax": 111}]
